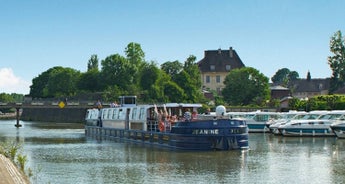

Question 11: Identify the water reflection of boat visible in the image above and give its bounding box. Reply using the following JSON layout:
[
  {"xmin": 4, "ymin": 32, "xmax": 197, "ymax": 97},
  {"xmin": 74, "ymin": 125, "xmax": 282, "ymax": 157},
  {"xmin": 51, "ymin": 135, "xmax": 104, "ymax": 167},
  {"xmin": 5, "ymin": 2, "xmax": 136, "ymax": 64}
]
[{"xmin": 85, "ymin": 96, "xmax": 249, "ymax": 151}]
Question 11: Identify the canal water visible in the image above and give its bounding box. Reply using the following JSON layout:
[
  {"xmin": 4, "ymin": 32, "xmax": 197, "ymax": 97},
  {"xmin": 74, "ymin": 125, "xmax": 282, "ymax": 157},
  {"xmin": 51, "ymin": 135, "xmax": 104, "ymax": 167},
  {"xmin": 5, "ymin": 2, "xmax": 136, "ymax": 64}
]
[{"xmin": 0, "ymin": 120, "xmax": 345, "ymax": 184}]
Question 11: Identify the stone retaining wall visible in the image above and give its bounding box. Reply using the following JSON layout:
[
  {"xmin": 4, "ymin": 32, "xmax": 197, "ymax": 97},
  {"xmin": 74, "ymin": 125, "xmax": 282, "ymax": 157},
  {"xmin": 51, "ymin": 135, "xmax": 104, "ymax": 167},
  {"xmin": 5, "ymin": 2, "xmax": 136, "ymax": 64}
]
[{"xmin": 21, "ymin": 107, "xmax": 87, "ymax": 123}]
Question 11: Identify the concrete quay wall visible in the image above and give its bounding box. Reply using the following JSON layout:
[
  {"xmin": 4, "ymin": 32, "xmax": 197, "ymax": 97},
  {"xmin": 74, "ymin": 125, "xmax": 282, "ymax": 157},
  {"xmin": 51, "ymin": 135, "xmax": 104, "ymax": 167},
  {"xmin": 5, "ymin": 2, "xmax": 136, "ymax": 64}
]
[{"xmin": 20, "ymin": 106, "xmax": 88, "ymax": 123}]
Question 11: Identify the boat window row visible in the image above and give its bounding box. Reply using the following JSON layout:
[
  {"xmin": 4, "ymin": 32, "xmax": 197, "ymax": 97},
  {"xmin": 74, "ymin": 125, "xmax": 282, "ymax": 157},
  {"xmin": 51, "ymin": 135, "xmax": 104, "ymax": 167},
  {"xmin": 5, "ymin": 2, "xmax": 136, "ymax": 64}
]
[
  {"xmin": 252, "ymin": 114, "xmax": 282, "ymax": 122},
  {"xmin": 291, "ymin": 121, "xmax": 328, "ymax": 126},
  {"xmin": 86, "ymin": 109, "xmax": 99, "ymax": 119},
  {"xmin": 102, "ymin": 108, "xmax": 126, "ymax": 120}
]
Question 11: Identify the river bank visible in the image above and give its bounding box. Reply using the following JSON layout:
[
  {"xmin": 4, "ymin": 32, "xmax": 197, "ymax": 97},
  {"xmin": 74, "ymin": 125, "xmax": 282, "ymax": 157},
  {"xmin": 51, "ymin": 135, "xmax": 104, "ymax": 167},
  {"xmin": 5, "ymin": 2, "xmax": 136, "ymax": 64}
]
[
  {"xmin": 0, "ymin": 154, "xmax": 29, "ymax": 184},
  {"xmin": 0, "ymin": 113, "xmax": 17, "ymax": 120}
]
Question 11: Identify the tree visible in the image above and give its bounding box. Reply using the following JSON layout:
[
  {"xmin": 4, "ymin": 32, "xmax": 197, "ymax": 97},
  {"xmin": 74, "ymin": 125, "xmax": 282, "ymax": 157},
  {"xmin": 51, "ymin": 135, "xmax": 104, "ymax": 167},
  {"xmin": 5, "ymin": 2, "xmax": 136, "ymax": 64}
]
[
  {"xmin": 102, "ymin": 85, "xmax": 125, "ymax": 103},
  {"xmin": 77, "ymin": 69, "xmax": 100, "ymax": 92},
  {"xmin": 328, "ymin": 30, "xmax": 345, "ymax": 93},
  {"xmin": 125, "ymin": 42, "xmax": 145, "ymax": 85},
  {"xmin": 0, "ymin": 93, "xmax": 14, "ymax": 102},
  {"xmin": 151, "ymin": 70, "xmax": 183, "ymax": 103},
  {"xmin": 288, "ymin": 71, "xmax": 299, "ymax": 81},
  {"xmin": 139, "ymin": 61, "xmax": 160, "ymax": 91},
  {"xmin": 100, "ymin": 54, "xmax": 135, "ymax": 91},
  {"xmin": 271, "ymin": 68, "xmax": 299, "ymax": 86},
  {"xmin": 174, "ymin": 70, "xmax": 197, "ymax": 102},
  {"xmin": 87, "ymin": 54, "xmax": 99, "ymax": 71},
  {"xmin": 125, "ymin": 42, "xmax": 145, "ymax": 66},
  {"xmin": 222, "ymin": 67, "xmax": 270, "ymax": 106},
  {"xmin": 44, "ymin": 67, "xmax": 81, "ymax": 97},
  {"xmin": 30, "ymin": 66, "xmax": 64, "ymax": 98},
  {"xmin": 172, "ymin": 55, "xmax": 204, "ymax": 103},
  {"xmin": 161, "ymin": 60, "xmax": 183, "ymax": 76},
  {"xmin": 163, "ymin": 81, "xmax": 185, "ymax": 102},
  {"xmin": 183, "ymin": 55, "xmax": 202, "ymax": 88}
]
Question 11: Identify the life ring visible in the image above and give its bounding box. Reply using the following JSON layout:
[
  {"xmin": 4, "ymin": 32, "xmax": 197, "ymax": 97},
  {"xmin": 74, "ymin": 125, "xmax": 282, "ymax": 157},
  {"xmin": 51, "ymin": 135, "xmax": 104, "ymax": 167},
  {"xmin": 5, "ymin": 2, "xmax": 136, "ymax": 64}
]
[{"xmin": 159, "ymin": 121, "xmax": 165, "ymax": 132}]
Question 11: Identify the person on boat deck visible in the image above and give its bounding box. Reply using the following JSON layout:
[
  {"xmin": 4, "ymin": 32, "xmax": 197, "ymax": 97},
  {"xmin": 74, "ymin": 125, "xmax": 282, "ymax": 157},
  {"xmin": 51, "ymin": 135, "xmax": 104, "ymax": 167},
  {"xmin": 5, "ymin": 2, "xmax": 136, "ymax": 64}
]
[
  {"xmin": 110, "ymin": 101, "xmax": 118, "ymax": 108},
  {"xmin": 95, "ymin": 100, "xmax": 102, "ymax": 110},
  {"xmin": 192, "ymin": 111, "xmax": 197, "ymax": 120},
  {"xmin": 184, "ymin": 109, "xmax": 192, "ymax": 121},
  {"xmin": 205, "ymin": 108, "xmax": 210, "ymax": 115}
]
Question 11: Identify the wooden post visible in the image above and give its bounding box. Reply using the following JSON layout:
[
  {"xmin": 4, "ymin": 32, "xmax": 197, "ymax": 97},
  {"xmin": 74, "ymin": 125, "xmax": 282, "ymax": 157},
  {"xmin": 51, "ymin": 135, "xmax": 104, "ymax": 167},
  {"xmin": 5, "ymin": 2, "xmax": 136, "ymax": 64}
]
[{"xmin": 15, "ymin": 107, "xmax": 22, "ymax": 128}]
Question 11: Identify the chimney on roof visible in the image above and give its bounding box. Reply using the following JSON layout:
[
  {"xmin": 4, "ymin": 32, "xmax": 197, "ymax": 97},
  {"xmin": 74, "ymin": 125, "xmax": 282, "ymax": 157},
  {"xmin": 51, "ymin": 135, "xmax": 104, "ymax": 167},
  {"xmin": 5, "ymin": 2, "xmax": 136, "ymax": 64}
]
[
  {"xmin": 229, "ymin": 47, "xmax": 233, "ymax": 58},
  {"xmin": 218, "ymin": 48, "xmax": 221, "ymax": 54}
]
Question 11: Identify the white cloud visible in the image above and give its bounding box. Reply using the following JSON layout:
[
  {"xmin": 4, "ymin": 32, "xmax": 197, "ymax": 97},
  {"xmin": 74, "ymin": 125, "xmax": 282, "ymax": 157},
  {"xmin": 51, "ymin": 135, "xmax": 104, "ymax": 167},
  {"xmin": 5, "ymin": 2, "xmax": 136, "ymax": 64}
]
[{"xmin": 0, "ymin": 68, "xmax": 31, "ymax": 94}]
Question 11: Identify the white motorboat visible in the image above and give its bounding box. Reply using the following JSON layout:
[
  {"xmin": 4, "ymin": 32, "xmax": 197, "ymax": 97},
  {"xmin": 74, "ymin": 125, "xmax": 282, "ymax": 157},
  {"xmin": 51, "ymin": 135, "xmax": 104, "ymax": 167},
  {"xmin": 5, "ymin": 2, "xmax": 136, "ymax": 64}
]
[
  {"xmin": 244, "ymin": 111, "xmax": 282, "ymax": 133},
  {"xmin": 330, "ymin": 122, "xmax": 345, "ymax": 138},
  {"xmin": 278, "ymin": 119, "xmax": 335, "ymax": 137},
  {"xmin": 268, "ymin": 111, "xmax": 307, "ymax": 135}
]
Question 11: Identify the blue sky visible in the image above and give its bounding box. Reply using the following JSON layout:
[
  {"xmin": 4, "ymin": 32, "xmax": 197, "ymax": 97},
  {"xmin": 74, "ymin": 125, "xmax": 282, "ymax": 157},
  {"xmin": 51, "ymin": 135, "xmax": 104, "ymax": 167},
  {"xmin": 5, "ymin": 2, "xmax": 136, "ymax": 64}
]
[{"xmin": 1, "ymin": 0, "xmax": 345, "ymax": 94}]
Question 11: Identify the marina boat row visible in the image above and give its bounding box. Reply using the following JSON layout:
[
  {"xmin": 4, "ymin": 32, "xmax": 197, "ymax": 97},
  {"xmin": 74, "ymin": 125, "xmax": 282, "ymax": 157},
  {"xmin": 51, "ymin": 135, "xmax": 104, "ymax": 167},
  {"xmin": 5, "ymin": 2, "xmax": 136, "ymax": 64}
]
[
  {"xmin": 222, "ymin": 109, "xmax": 345, "ymax": 138},
  {"xmin": 85, "ymin": 96, "xmax": 249, "ymax": 151},
  {"xmin": 266, "ymin": 110, "xmax": 345, "ymax": 138},
  {"xmin": 225, "ymin": 111, "xmax": 282, "ymax": 133}
]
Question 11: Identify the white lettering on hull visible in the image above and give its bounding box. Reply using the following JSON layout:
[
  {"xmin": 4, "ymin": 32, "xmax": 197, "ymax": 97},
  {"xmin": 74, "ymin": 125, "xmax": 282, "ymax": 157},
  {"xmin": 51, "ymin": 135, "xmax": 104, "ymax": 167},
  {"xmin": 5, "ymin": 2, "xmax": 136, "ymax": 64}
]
[{"xmin": 192, "ymin": 129, "xmax": 219, "ymax": 135}]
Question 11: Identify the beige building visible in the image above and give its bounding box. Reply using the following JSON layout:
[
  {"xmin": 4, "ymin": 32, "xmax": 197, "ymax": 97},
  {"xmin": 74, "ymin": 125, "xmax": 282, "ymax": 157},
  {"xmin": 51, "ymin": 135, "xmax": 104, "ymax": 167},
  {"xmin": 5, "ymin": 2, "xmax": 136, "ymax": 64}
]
[{"xmin": 197, "ymin": 47, "xmax": 245, "ymax": 94}]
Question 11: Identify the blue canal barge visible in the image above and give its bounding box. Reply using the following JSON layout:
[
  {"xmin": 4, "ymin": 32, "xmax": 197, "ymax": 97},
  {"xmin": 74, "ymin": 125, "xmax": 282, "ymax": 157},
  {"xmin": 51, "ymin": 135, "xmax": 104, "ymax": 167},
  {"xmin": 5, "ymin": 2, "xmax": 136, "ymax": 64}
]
[{"xmin": 85, "ymin": 96, "xmax": 249, "ymax": 151}]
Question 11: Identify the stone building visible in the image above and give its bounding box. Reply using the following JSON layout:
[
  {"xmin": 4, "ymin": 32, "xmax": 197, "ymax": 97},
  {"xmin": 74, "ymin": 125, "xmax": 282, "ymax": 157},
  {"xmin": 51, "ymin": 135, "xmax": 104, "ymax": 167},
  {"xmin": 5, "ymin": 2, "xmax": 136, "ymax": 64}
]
[
  {"xmin": 270, "ymin": 85, "xmax": 290, "ymax": 100},
  {"xmin": 287, "ymin": 72, "xmax": 330, "ymax": 99},
  {"xmin": 197, "ymin": 47, "xmax": 245, "ymax": 95}
]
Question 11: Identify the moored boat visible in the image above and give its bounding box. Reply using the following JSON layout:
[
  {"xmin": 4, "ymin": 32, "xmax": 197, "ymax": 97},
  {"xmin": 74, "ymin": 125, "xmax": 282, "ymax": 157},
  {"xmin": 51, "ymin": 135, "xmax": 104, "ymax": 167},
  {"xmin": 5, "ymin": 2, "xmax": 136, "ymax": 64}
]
[
  {"xmin": 268, "ymin": 111, "xmax": 307, "ymax": 135},
  {"xmin": 243, "ymin": 111, "xmax": 282, "ymax": 133},
  {"xmin": 278, "ymin": 119, "xmax": 335, "ymax": 137},
  {"xmin": 85, "ymin": 96, "xmax": 249, "ymax": 151},
  {"xmin": 330, "ymin": 122, "xmax": 345, "ymax": 138}
]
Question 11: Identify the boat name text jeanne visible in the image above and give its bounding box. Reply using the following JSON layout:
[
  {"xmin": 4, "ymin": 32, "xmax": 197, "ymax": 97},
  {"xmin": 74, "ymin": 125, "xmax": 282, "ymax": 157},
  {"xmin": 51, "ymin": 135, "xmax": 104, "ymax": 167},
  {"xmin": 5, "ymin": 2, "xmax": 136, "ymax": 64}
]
[{"xmin": 192, "ymin": 129, "xmax": 219, "ymax": 135}]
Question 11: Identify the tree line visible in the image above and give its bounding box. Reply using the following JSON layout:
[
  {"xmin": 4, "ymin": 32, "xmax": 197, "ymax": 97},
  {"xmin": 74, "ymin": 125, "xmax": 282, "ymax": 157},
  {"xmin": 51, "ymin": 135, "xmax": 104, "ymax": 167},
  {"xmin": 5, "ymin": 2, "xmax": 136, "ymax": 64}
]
[
  {"xmin": 29, "ymin": 42, "xmax": 206, "ymax": 104},
  {"xmin": 2, "ymin": 30, "xmax": 345, "ymax": 110},
  {"xmin": 28, "ymin": 42, "xmax": 276, "ymax": 107}
]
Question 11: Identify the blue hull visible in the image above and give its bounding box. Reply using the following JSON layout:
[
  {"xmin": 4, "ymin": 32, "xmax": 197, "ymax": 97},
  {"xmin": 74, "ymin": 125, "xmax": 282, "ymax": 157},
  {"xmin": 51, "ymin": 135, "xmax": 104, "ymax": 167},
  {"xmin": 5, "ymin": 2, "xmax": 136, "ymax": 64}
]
[{"xmin": 85, "ymin": 119, "xmax": 249, "ymax": 151}]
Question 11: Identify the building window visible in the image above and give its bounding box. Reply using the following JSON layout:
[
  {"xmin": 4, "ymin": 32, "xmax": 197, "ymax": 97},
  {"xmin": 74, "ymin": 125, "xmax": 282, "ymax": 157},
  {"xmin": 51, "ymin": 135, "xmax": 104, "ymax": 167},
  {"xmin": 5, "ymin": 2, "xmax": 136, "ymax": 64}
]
[
  {"xmin": 206, "ymin": 76, "xmax": 210, "ymax": 83},
  {"xmin": 216, "ymin": 75, "xmax": 221, "ymax": 83},
  {"xmin": 210, "ymin": 65, "xmax": 215, "ymax": 71},
  {"xmin": 226, "ymin": 65, "xmax": 231, "ymax": 71}
]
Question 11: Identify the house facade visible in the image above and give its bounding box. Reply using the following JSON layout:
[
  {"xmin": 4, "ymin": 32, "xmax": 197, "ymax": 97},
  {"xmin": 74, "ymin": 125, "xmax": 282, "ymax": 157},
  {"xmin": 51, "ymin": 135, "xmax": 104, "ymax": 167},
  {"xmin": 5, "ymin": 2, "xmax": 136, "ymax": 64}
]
[{"xmin": 197, "ymin": 47, "xmax": 245, "ymax": 94}]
